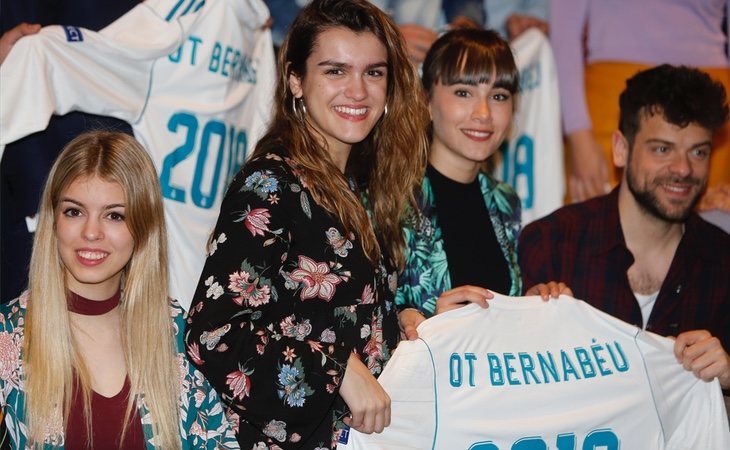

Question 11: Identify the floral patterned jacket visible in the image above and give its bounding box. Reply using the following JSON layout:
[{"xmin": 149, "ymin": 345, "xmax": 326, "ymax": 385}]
[
  {"xmin": 395, "ymin": 171, "xmax": 522, "ymax": 316},
  {"xmin": 184, "ymin": 152, "xmax": 400, "ymax": 449},
  {"xmin": 0, "ymin": 292, "xmax": 240, "ymax": 450}
]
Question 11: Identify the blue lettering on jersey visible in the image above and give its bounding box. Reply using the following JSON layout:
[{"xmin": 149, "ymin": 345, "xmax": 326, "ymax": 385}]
[
  {"xmin": 470, "ymin": 429, "xmax": 619, "ymax": 450},
  {"xmin": 560, "ymin": 350, "xmax": 581, "ymax": 381},
  {"xmin": 161, "ymin": 112, "xmax": 248, "ymax": 208},
  {"xmin": 63, "ymin": 26, "xmax": 83, "ymax": 42},
  {"xmin": 450, "ymin": 353, "xmax": 463, "ymax": 387},
  {"xmin": 487, "ymin": 353, "xmax": 504, "ymax": 386},
  {"xmin": 519, "ymin": 61, "xmax": 541, "ymax": 92},
  {"xmin": 575, "ymin": 347, "xmax": 597, "ymax": 378},
  {"xmin": 209, "ymin": 42, "xmax": 257, "ymax": 83},
  {"xmin": 452, "ymin": 341, "xmax": 631, "ymax": 388},
  {"xmin": 518, "ymin": 353, "xmax": 541, "ymax": 384},
  {"xmin": 504, "ymin": 353, "xmax": 520, "ymax": 385},
  {"xmin": 537, "ymin": 351, "xmax": 559, "ymax": 383},
  {"xmin": 165, "ymin": 0, "xmax": 206, "ymax": 21},
  {"xmin": 499, "ymin": 134, "xmax": 534, "ymax": 210},
  {"xmin": 338, "ymin": 425, "xmax": 350, "ymax": 444},
  {"xmin": 169, "ymin": 35, "xmax": 203, "ymax": 65}
]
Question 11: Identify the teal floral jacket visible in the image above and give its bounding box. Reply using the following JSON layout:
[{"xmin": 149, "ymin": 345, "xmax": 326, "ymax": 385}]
[
  {"xmin": 396, "ymin": 171, "xmax": 522, "ymax": 316},
  {"xmin": 0, "ymin": 292, "xmax": 240, "ymax": 449}
]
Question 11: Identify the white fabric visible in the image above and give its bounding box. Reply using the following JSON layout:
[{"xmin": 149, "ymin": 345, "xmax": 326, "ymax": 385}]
[
  {"xmin": 0, "ymin": 0, "xmax": 276, "ymax": 308},
  {"xmin": 339, "ymin": 294, "xmax": 730, "ymax": 450},
  {"xmin": 491, "ymin": 28, "xmax": 564, "ymax": 225},
  {"xmin": 634, "ymin": 290, "xmax": 659, "ymax": 329}
]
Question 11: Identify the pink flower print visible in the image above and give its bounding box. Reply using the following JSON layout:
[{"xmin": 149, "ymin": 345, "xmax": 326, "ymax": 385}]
[
  {"xmin": 359, "ymin": 284, "xmax": 375, "ymax": 304},
  {"xmin": 280, "ymin": 316, "xmax": 312, "ymax": 341},
  {"xmin": 226, "ymin": 410, "xmax": 241, "ymax": 434},
  {"xmin": 363, "ymin": 314, "xmax": 386, "ymax": 373},
  {"xmin": 226, "ymin": 369, "xmax": 252, "ymax": 401},
  {"xmin": 289, "ymin": 256, "xmax": 343, "ymax": 301},
  {"xmin": 0, "ymin": 331, "xmax": 21, "ymax": 382},
  {"xmin": 189, "ymin": 420, "xmax": 205, "ymax": 438},
  {"xmin": 244, "ymin": 208, "xmax": 271, "ymax": 237},
  {"xmin": 187, "ymin": 342, "xmax": 204, "ymax": 365},
  {"xmin": 193, "ymin": 388, "xmax": 206, "ymax": 408},
  {"xmin": 307, "ymin": 340, "xmax": 323, "ymax": 353},
  {"xmin": 282, "ymin": 346, "xmax": 297, "ymax": 363},
  {"xmin": 228, "ymin": 271, "xmax": 271, "ymax": 307}
]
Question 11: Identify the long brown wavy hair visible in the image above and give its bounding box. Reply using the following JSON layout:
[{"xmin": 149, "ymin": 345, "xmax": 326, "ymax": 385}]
[{"xmin": 252, "ymin": 0, "xmax": 429, "ymax": 270}]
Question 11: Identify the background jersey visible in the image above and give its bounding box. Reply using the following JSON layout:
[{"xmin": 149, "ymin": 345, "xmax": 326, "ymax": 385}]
[
  {"xmin": 491, "ymin": 29, "xmax": 564, "ymax": 225},
  {"xmin": 0, "ymin": 0, "xmax": 276, "ymax": 308},
  {"xmin": 340, "ymin": 294, "xmax": 730, "ymax": 449}
]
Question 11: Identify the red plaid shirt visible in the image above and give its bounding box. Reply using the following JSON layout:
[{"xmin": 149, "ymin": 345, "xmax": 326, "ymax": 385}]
[{"xmin": 519, "ymin": 188, "xmax": 730, "ymax": 352}]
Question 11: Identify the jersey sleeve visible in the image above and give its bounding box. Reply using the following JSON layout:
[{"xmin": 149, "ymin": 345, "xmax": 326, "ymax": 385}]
[
  {"xmin": 184, "ymin": 156, "xmax": 355, "ymax": 446},
  {"xmin": 637, "ymin": 332, "xmax": 730, "ymax": 449},
  {"xmin": 338, "ymin": 338, "xmax": 436, "ymax": 450},
  {"xmin": 0, "ymin": 0, "xmax": 185, "ymax": 152}
]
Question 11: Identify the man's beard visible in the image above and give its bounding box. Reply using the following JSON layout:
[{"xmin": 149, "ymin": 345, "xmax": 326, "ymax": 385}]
[{"xmin": 626, "ymin": 165, "xmax": 704, "ymax": 223}]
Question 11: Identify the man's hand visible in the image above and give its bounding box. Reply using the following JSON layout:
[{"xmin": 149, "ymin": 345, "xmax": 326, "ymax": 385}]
[
  {"xmin": 525, "ymin": 282, "xmax": 573, "ymax": 300},
  {"xmin": 674, "ymin": 330, "xmax": 730, "ymax": 389},
  {"xmin": 1, "ymin": 23, "xmax": 41, "ymax": 65},
  {"xmin": 435, "ymin": 285, "xmax": 492, "ymax": 315}
]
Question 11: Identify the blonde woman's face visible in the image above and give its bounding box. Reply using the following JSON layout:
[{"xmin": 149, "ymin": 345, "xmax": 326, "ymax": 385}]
[
  {"xmin": 288, "ymin": 27, "xmax": 388, "ymax": 161},
  {"xmin": 55, "ymin": 176, "xmax": 134, "ymax": 300}
]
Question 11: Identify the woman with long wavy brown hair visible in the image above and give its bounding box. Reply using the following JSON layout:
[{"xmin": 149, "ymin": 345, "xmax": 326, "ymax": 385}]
[{"xmin": 184, "ymin": 0, "xmax": 429, "ymax": 448}]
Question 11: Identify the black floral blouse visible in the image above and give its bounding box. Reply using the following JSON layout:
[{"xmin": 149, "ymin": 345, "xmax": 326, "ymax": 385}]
[{"xmin": 185, "ymin": 151, "xmax": 400, "ymax": 450}]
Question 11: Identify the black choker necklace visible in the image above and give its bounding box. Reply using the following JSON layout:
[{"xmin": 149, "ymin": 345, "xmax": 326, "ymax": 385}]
[{"xmin": 68, "ymin": 289, "xmax": 121, "ymax": 315}]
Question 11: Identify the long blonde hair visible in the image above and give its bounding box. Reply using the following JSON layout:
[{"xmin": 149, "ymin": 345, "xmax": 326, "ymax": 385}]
[
  {"xmin": 254, "ymin": 0, "xmax": 429, "ymax": 270},
  {"xmin": 24, "ymin": 131, "xmax": 180, "ymax": 449}
]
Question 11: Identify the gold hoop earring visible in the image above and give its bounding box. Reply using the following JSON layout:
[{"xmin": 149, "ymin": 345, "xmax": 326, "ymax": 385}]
[{"xmin": 292, "ymin": 96, "xmax": 307, "ymax": 120}]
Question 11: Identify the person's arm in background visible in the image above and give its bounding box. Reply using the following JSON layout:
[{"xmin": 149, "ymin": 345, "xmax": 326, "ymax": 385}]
[
  {"xmin": 391, "ymin": 0, "xmax": 483, "ymax": 65},
  {"xmin": 0, "ymin": 23, "xmax": 40, "ymax": 64},
  {"xmin": 550, "ymin": 0, "xmax": 609, "ymax": 202},
  {"xmin": 504, "ymin": 0, "xmax": 548, "ymax": 40}
]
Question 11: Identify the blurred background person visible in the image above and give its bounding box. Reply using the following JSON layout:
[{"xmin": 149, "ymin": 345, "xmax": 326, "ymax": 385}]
[
  {"xmin": 0, "ymin": 0, "xmax": 137, "ymax": 303},
  {"xmin": 550, "ymin": 0, "xmax": 730, "ymax": 202}
]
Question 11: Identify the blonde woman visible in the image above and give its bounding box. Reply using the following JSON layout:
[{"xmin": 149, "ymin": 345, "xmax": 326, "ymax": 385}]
[
  {"xmin": 184, "ymin": 0, "xmax": 430, "ymax": 448},
  {"xmin": 0, "ymin": 131, "xmax": 238, "ymax": 449}
]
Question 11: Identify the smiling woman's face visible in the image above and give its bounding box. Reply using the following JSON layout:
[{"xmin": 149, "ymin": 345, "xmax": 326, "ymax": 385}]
[
  {"xmin": 55, "ymin": 175, "xmax": 134, "ymax": 300},
  {"xmin": 289, "ymin": 26, "xmax": 388, "ymax": 162}
]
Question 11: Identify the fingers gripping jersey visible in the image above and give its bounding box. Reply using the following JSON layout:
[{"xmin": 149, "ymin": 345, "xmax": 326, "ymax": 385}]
[
  {"xmin": 339, "ymin": 295, "xmax": 730, "ymax": 449},
  {"xmin": 0, "ymin": 0, "xmax": 276, "ymax": 308}
]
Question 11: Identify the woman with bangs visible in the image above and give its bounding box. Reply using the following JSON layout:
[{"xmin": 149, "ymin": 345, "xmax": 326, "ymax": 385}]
[
  {"xmin": 397, "ymin": 28, "xmax": 568, "ymax": 337},
  {"xmin": 0, "ymin": 131, "xmax": 238, "ymax": 449},
  {"xmin": 184, "ymin": 0, "xmax": 429, "ymax": 448}
]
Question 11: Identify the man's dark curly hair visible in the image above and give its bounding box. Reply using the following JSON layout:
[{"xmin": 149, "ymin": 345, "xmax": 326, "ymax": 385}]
[{"xmin": 618, "ymin": 64, "xmax": 729, "ymax": 147}]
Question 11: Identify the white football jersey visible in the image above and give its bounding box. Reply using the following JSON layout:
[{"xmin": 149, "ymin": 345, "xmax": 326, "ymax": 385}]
[
  {"xmin": 0, "ymin": 0, "xmax": 276, "ymax": 309},
  {"xmin": 491, "ymin": 29, "xmax": 564, "ymax": 225},
  {"xmin": 339, "ymin": 294, "xmax": 730, "ymax": 449}
]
